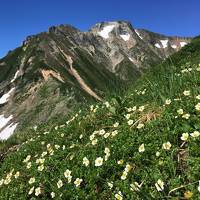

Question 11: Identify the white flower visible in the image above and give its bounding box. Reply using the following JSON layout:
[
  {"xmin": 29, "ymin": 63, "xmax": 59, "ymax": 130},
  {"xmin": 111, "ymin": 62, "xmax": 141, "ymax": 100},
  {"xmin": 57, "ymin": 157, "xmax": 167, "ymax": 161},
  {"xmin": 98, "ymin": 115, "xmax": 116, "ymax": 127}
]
[
  {"xmin": 38, "ymin": 165, "xmax": 44, "ymax": 171},
  {"xmin": 130, "ymin": 182, "xmax": 141, "ymax": 191},
  {"xmin": 35, "ymin": 187, "xmax": 41, "ymax": 196},
  {"xmin": 156, "ymin": 152, "xmax": 160, "ymax": 157},
  {"xmin": 125, "ymin": 164, "xmax": 132, "ymax": 172},
  {"xmin": 104, "ymin": 132, "xmax": 110, "ymax": 138},
  {"xmin": 113, "ymin": 122, "xmax": 119, "ymax": 127},
  {"xmin": 95, "ymin": 157, "xmax": 103, "ymax": 167},
  {"xmin": 155, "ymin": 179, "xmax": 164, "ymax": 191},
  {"xmin": 115, "ymin": 191, "xmax": 123, "ymax": 200},
  {"xmin": 137, "ymin": 123, "xmax": 144, "ymax": 129},
  {"xmin": 138, "ymin": 144, "xmax": 145, "ymax": 152},
  {"xmin": 121, "ymin": 171, "xmax": 127, "ymax": 180},
  {"xmin": 177, "ymin": 109, "xmax": 184, "ymax": 115},
  {"xmin": 183, "ymin": 90, "xmax": 190, "ymax": 96},
  {"xmin": 57, "ymin": 180, "xmax": 63, "ymax": 188},
  {"xmin": 55, "ymin": 145, "xmax": 60, "ymax": 149},
  {"xmin": 23, "ymin": 155, "xmax": 31, "ymax": 163},
  {"xmin": 0, "ymin": 179, "xmax": 4, "ymax": 186},
  {"xmin": 117, "ymin": 159, "xmax": 124, "ymax": 165},
  {"xmin": 190, "ymin": 131, "xmax": 200, "ymax": 138},
  {"xmin": 89, "ymin": 134, "xmax": 95, "ymax": 141},
  {"xmin": 108, "ymin": 182, "xmax": 113, "ymax": 189},
  {"xmin": 83, "ymin": 157, "xmax": 90, "ymax": 166},
  {"xmin": 125, "ymin": 114, "xmax": 131, "ymax": 119},
  {"xmin": 74, "ymin": 178, "xmax": 83, "ymax": 187},
  {"xmin": 111, "ymin": 130, "xmax": 118, "ymax": 137},
  {"xmin": 196, "ymin": 95, "xmax": 200, "ymax": 100},
  {"xmin": 105, "ymin": 101, "xmax": 110, "ymax": 108},
  {"xmin": 165, "ymin": 99, "xmax": 171, "ymax": 105},
  {"xmin": 92, "ymin": 139, "xmax": 98, "ymax": 145},
  {"xmin": 195, "ymin": 103, "xmax": 200, "ymax": 111},
  {"xmin": 104, "ymin": 147, "xmax": 110, "ymax": 155},
  {"xmin": 198, "ymin": 180, "xmax": 200, "ymax": 192},
  {"xmin": 181, "ymin": 133, "xmax": 189, "ymax": 141},
  {"xmin": 28, "ymin": 177, "xmax": 35, "ymax": 184},
  {"xmin": 51, "ymin": 192, "xmax": 55, "ymax": 198},
  {"xmin": 36, "ymin": 158, "xmax": 45, "ymax": 164},
  {"xmin": 162, "ymin": 142, "xmax": 172, "ymax": 150},
  {"xmin": 14, "ymin": 171, "xmax": 20, "ymax": 179},
  {"xmin": 182, "ymin": 113, "xmax": 190, "ymax": 119},
  {"xmin": 79, "ymin": 134, "xmax": 83, "ymax": 139},
  {"xmin": 28, "ymin": 186, "xmax": 35, "ymax": 195},
  {"xmin": 64, "ymin": 170, "xmax": 72, "ymax": 178},
  {"xmin": 41, "ymin": 151, "xmax": 48, "ymax": 157},
  {"xmin": 138, "ymin": 106, "xmax": 145, "ymax": 112},
  {"xmin": 128, "ymin": 120, "xmax": 133, "ymax": 126},
  {"xmin": 99, "ymin": 129, "xmax": 106, "ymax": 135}
]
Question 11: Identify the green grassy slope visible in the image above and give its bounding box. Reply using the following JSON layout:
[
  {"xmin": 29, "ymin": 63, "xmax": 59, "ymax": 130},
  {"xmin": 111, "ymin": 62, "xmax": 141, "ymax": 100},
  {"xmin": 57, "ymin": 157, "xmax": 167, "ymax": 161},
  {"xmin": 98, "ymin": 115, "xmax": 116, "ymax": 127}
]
[{"xmin": 0, "ymin": 37, "xmax": 200, "ymax": 199}]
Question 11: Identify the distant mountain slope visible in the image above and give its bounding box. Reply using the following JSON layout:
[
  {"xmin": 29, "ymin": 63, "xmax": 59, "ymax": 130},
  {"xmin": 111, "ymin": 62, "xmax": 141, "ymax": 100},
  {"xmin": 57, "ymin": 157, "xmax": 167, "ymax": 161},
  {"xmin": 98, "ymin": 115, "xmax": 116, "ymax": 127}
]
[{"xmin": 0, "ymin": 21, "xmax": 191, "ymax": 138}]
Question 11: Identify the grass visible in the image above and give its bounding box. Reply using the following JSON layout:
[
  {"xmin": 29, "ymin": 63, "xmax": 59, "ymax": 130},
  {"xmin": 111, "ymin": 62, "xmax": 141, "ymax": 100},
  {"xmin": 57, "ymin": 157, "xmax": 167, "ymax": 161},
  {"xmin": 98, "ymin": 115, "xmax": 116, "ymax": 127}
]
[{"xmin": 0, "ymin": 37, "xmax": 200, "ymax": 199}]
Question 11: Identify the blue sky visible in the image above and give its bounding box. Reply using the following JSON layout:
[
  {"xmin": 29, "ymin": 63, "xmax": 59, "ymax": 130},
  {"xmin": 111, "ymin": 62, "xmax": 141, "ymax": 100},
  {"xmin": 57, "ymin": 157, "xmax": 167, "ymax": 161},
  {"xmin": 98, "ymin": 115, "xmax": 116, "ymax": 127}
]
[{"xmin": 0, "ymin": 0, "xmax": 199, "ymax": 58}]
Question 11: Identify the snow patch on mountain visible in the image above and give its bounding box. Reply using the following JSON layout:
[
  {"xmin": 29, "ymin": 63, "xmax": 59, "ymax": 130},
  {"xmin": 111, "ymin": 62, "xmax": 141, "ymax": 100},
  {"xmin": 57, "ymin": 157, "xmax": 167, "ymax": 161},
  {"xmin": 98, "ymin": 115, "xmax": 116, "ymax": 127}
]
[
  {"xmin": 0, "ymin": 115, "xmax": 13, "ymax": 130},
  {"xmin": 98, "ymin": 25, "xmax": 115, "ymax": 39},
  {"xmin": 11, "ymin": 70, "xmax": 20, "ymax": 83},
  {"xmin": 120, "ymin": 34, "xmax": 130, "ymax": 41},
  {"xmin": 160, "ymin": 40, "xmax": 168, "ymax": 48},
  {"xmin": 0, "ymin": 88, "xmax": 15, "ymax": 105},
  {"xmin": 0, "ymin": 122, "xmax": 18, "ymax": 140},
  {"xmin": 155, "ymin": 43, "xmax": 161, "ymax": 48},
  {"xmin": 135, "ymin": 30, "xmax": 143, "ymax": 39},
  {"xmin": 171, "ymin": 44, "xmax": 177, "ymax": 49},
  {"xmin": 180, "ymin": 42, "xmax": 187, "ymax": 47}
]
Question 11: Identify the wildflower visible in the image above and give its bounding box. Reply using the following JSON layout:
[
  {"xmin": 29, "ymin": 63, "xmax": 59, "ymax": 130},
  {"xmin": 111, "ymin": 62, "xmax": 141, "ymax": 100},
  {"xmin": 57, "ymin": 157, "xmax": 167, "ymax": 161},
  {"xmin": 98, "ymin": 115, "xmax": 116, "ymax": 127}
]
[
  {"xmin": 35, "ymin": 187, "xmax": 41, "ymax": 196},
  {"xmin": 162, "ymin": 142, "xmax": 172, "ymax": 150},
  {"xmin": 28, "ymin": 186, "xmax": 35, "ymax": 195},
  {"xmin": 113, "ymin": 122, "xmax": 119, "ymax": 127},
  {"xmin": 79, "ymin": 134, "xmax": 83, "ymax": 139},
  {"xmin": 51, "ymin": 192, "xmax": 55, "ymax": 198},
  {"xmin": 130, "ymin": 182, "xmax": 141, "ymax": 191},
  {"xmin": 165, "ymin": 99, "xmax": 171, "ymax": 105},
  {"xmin": 117, "ymin": 159, "xmax": 124, "ymax": 165},
  {"xmin": 105, "ymin": 101, "xmax": 110, "ymax": 108},
  {"xmin": 125, "ymin": 164, "xmax": 132, "ymax": 172},
  {"xmin": 156, "ymin": 152, "xmax": 160, "ymax": 157},
  {"xmin": 115, "ymin": 191, "xmax": 123, "ymax": 200},
  {"xmin": 28, "ymin": 177, "xmax": 35, "ymax": 184},
  {"xmin": 57, "ymin": 180, "xmax": 63, "ymax": 188},
  {"xmin": 92, "ymin": 139, "xmax": 98, "ymax": 145},
  {"xmin": 41, "ymin": 151, "xmax": 47, "ymax": 157},
  {"xmin": 121, "ymin": 171, "xmax": 127, "ymax": 180},
  {"xmin": 137, "ymin": 123, "xmax": 144, "ymax": 129},
  {"xmin": 195, "ymin": 103, "xmax": 200, "ymax": 111},
  {"xmin": 182, "ymin": 113, "xmax": 190, "ymax": 119},
  {"xmin": 55, "ymin": 145, "xmax": 60, "ymax": 149},
  {"xmin": 128, "ymin": 120, "xmax": 133, "ymax": 126},
  {"xmin": 177, "ymin": 109, "xmax": 184, "ymax": 115},
  {"xmin": 83, "ymin": 157, "xmax": 90, "ymax": 166},
  {"xmin": 183, "ymin": 90, "xmax": 190, "ymax": 96},
  {"xmin": 104, "ymin": 132, "xmax": 110, "ymax": 138},
  {"xmin": 190, "ymin": 131, "xmax": 200, "ymax": 138},
  {"xmin": 89, "ymin": 134, "xmax": 95, "ymax": 141},
  {"xmin": 125, "ymin": 114, "xmax": 131, "ymax": 120},
  {"xmin": 196, "ymin": 95, "xmax": 200, "ymax": 100},
  {"xmin": 104, "ymin": 147, "xmax": 110, "ymax": 155},
  {"xmin": 14, "ymin": 171, "xmax": 20, "ymax": 179},
  {"xmin": 60, "ymin": 133, "xmax": 64, "ymax": 137},
  {"xmin": 184, "ymin": 191, "xmax": 193, "ymax": 199},
  {"xmin": 74, "ymin": 178, "xmax": 83, "ymax": 187},
  {"xmin": 127, "ymin": 107, "xmax": 132, "ymax": 112},
  {"xmin": 0, "ymin": 179, "xmax": 4, "ymax": 186},
  {"xmin": 4, "ymin": 178, "xmax": 11, "ymax": 185},
  {"xmin": 38, "ymin": 165, "xmax": 44, "ymax": 171},
  {"xmin": 111, "ymin": 130, "xmax": 118, "ymax": 137},
  {"xmin": 95, "ymin": 157, "xmax": 103, "ymax": 167},
  {"xmin": 36, "ymin": 158, "xmax": 45, "ymax": 164},
  {"xmin": 64, "ymin": 170, "xmax": 72, "ymax": 178},
  {"xmin": 99, "ymin": 129, "xmax": 106, "ymax": 135},
  {"xmin": 181, "ymin": 133, "xmax": 189, "ymax": 141},
  {"xmin": 138, "ymin": 144, "xmax": 145, "ymax": 152},
  {"xmin": 198, "ymin": 180, "xmax": 200, "ymax": 192},
  {"xmin": 23, "ymin": 155, "xmax": 31, "ymax": 163},
  {"xmin": 108, "ymin": 182, "xmax": 113, "ymax": 189},
  {"xmin": 155, "ymin": 179, "xmax": 164, "ymax": 191},
  {"xmin": 138, "ymin": 106, "xmax": 145, "ymax": 112}
]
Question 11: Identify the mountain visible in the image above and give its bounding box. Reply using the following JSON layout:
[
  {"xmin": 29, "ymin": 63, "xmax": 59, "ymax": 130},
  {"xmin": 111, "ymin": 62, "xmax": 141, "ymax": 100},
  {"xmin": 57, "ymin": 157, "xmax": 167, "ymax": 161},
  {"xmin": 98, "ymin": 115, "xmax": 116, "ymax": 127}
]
[
  {"xmin": 0, "ymin": 35, "xmax": 199, "ymax": 199},
  {"xmin": 0, "ymin": 21, "xmax": 191, "ymax": 139}
]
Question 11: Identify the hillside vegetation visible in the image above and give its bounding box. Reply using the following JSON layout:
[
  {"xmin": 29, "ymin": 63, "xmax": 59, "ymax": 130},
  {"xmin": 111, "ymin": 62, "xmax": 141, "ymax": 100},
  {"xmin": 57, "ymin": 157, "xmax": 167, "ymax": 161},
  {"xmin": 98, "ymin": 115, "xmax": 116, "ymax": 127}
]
[{"xmin": 0, "ymin": 36, "xmax": 200, "ymax": 199}]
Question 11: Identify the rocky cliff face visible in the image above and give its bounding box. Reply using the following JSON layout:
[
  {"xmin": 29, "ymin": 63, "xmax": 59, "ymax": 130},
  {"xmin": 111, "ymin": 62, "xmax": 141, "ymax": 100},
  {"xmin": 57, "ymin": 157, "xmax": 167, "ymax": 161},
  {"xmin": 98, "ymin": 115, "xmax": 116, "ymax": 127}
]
[{"xmin": 0, "ymin": 21, "xmax": 191, "ymax": 139}]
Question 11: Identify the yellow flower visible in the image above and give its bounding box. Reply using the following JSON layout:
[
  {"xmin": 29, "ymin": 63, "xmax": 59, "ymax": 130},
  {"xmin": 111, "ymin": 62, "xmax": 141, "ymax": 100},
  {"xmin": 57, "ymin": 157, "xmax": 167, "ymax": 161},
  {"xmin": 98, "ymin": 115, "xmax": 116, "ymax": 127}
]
[
  {"xmin": 95, "ymin": 157, "xmax": 103, "ymax": 167},
  {"xmin": 138, "ymin": 144, "xmax": 145, "ymax": 152},
  {"xmin": 184, "ymin": 191, "xmax": 193, "ymax": 199},
  {"xmin": 155, "ymin": 179, "xmax": 164, "ymax": 191},
  {"xmin": 195, "ymin": 103, "xmax": 200, "ymax": 111},
  {"xmin": 83, "ymin": 157, "xmax": 90, "ymax": 167},
  {"xmin": 74, "ymin": 178, "xmax": 83, "ymax": 187},
  {"xmin": 28, "ymin": 177, "xmax": 35, "ymax": 184},
  {"xmin": 181, "ymin": 133, "xmax": 189, "ymax": 141},
  {"xmin": 35, "ymin": 187, "xmax": 41, "ymax": 196},
  {"xmin": 162, "ymin": 142, "xmax": 172, "ymax": 150}
]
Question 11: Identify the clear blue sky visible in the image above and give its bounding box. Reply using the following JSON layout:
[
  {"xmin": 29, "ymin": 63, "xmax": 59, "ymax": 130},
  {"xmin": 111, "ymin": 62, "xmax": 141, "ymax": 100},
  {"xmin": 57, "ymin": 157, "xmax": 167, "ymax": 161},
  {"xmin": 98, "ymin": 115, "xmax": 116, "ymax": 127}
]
[{"xmin": 0, "ymin": 0, "xmax": 199, "ymax": 58}]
